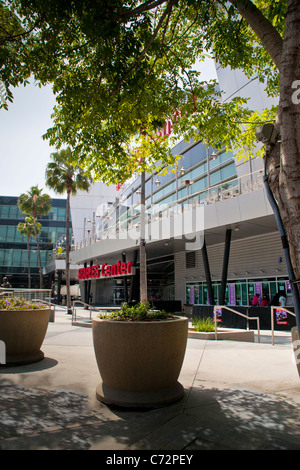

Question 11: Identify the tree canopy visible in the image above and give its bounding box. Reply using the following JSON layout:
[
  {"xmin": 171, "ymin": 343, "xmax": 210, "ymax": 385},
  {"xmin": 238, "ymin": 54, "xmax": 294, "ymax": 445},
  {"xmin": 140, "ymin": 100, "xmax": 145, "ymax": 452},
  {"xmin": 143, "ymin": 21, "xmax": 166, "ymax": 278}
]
[
  {"xmin": 1, "ymin": 0, "xmax": 284, "ymax": 184},
  {"xmin": 2, "ymin": 1, "xmax": 300, "ymax": 278}
]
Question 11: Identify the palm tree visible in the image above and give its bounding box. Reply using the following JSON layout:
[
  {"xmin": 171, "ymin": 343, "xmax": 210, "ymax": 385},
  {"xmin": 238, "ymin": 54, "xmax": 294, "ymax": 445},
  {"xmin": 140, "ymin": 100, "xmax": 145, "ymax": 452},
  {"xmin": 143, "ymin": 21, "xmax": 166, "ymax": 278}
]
[
  {"xmin": 17, "ymin": 216, "xmax": 41, "ymax": 288},
  {"xmin": 18, "ymin": 186, "xmax": 52, "ymax": 288},
  {"xmin": 45, "ymin": 147, "xmax": 91, "ymax": 314}
]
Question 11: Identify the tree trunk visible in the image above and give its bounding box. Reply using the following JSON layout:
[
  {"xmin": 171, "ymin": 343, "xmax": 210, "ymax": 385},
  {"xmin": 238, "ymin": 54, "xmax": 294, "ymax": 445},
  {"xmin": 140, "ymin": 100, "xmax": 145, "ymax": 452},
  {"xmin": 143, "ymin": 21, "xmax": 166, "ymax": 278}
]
[
  {"xmin": 34, "ymin": 218, "xmax": 43, "ymax": 289},
  {"xmin": 233, "ymin": 0, "xmax": 300, "ymax": 282},
  {"xmin": 27, "ymin": 235, "xmax": 31, "ymax": 289},
  {"xmin": 275, "ymin": 0, "xmax": 300, "ymax": 281},
  {"xmin": 66, "ymin": 190, "xmax": 72, "ymax": 314},
  {"xmin": 140, "ymin": 170, "xmax": 147, "ymax": 304},
  {"xmin": 231, "ymin": 0, "xmax": 283, "ymax": 70}
]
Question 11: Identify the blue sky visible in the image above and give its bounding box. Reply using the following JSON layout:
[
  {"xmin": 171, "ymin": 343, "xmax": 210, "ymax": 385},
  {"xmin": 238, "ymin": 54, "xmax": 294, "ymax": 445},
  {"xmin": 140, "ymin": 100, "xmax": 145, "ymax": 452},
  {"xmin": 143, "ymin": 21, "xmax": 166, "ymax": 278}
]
[{"xmin": 0, "ymin": 58, "xmax": 217, "ymax": 199}]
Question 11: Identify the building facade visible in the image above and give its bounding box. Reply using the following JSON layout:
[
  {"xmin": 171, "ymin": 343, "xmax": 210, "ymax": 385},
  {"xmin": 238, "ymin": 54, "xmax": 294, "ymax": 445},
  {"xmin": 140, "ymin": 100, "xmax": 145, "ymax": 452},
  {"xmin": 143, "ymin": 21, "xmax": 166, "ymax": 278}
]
[
  {"xmin": 69, "ymin": 66, "xmax": 291, "ymax": 309},
  {"xmin": 0, "ymin": 195, "xmax": 70, "ymax": 289}
]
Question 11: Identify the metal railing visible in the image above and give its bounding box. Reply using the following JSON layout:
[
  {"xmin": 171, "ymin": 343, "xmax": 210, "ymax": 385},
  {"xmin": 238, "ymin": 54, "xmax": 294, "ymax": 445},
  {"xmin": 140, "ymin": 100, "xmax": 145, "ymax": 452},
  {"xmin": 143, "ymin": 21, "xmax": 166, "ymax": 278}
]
[
  {"xmin": 33, "ymin": 299, "xmax": 69, "ymax": 311},
  {"xmin": 72, "ymin": 301, "xmax": 120, "ymax": 324},
  {"xmin": 0, "ymin": 288, "xmax": 52, "ymax": 304},
  {"xmin": 271, "ymin": 306, "xmax": 296, "ymax": 345},
  {"xmin": 213, "ymin": 305, "xmax": 261, "ymax": 343},
  {"xmin": 75, "ymin": 169, "xmax": 264, "ymax": 249}
]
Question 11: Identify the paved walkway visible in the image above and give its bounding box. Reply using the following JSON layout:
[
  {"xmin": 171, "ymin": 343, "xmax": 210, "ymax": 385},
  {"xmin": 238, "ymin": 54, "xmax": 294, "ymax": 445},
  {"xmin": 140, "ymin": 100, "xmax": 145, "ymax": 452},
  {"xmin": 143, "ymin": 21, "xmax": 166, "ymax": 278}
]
[{"xmin": 1, "ymin": 306, "xmax": 300, "ymax": 451}]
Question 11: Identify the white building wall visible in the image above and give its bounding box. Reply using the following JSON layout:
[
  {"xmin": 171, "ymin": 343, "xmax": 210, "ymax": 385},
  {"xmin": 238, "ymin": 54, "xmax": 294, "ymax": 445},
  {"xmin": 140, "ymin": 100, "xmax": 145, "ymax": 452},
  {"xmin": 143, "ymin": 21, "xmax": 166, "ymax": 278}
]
[
  {"xmin": 214, "ymin": 63, "xmax": 279, "ymax": 178},
  {"xmin": 70, "ymin": 182, "xmax": 118, "ymax": 245}
]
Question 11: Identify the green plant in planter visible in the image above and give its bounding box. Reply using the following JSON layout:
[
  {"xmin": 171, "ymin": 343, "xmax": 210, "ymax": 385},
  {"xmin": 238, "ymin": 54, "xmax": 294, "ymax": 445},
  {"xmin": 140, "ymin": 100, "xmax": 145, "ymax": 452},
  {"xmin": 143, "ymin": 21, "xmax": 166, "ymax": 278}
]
[
  {"xmin": 98, "ymin": 302, "xmax": 173, "ymax": 321},
  {"xmin": 53, "ymin": 246, "xmax": 65, "ymax": 258},
  {"xmin": 0, "ymin": 297, "xmax": 45, "ymax": 310},
  {"xmin": 192, "ymin": 316, "xmax": 219, "ymax": 332}
]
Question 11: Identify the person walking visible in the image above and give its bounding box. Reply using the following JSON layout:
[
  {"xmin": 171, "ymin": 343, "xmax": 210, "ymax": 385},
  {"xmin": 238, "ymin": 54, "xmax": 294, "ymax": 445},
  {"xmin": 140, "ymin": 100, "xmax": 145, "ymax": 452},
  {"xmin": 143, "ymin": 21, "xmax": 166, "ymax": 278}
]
[
  {"xmin": 261, "ymin": 295, "xmax": 269, "ymax": 307},
  {"xmin": 252, "ymin": 293, "xmax": 260, "ymax": 306},
  {"xmin": 270, "ymin": 293, "xmax": 280, "ymax": 306},
  {"xmin": 279, "ymin": 292, "xmax": 287, "ymax": 307},
  {"xmin": 1, "ymin": 277, "xmax": 11, "ymax": 288}
]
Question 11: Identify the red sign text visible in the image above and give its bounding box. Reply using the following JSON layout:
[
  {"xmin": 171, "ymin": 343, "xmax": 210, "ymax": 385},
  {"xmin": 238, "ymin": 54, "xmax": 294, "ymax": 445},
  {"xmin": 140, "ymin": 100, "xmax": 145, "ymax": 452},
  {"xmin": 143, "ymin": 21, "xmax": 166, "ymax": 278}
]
[{"xmin": 78, "ymin": 261, "xmax": 133, "ymax": 280}]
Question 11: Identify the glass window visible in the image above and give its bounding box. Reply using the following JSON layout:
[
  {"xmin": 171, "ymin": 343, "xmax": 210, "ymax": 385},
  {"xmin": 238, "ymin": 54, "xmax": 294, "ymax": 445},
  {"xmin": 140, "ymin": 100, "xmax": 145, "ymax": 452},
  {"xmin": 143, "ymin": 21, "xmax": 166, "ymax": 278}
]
[
  {"xmin": 51, "ymin": 207, "xmax": 58, "ymax": 220},
  {"xmin": 210, "ymin": 162, "xmax": 236, "ymax": 186},
  {"xmin": 0, "ymin": 205, "xmax": 9, "ymax": 218},
  {"xmin": 13, "ymin": 250, "xmax": 22, "ymax": 265},
  {"xmin": 7, "ymin": 226, "xmax": 16, "ymax": 242},
  {"xmin": 58, "ymin": 207, "xmax": 66, "ymax": 221},
  {"xmin": 221, "ymin": 162, "xmax": 236, "ymax": 180},
  {"xmin": 0, "ymin": 226, "xmax": 7, "ymax": 242},
  {"xmin": 190, "ymin": 176, "xmax": 208, "ymax": 194},
  {"xmin": 153, "ymin": 181, "xmax": 176, "ymax": 203},
  {"xmin": 4, "ymin": 249, "xmax": 13, "ymax": 266}
]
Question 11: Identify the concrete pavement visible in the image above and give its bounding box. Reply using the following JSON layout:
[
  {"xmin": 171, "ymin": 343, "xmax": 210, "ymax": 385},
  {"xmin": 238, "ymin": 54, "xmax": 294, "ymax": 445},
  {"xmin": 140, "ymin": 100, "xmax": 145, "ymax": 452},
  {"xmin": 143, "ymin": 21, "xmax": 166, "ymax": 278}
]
[{"xmin": 1, "ymin": 306, "xmax": 300, "ymax": 451}]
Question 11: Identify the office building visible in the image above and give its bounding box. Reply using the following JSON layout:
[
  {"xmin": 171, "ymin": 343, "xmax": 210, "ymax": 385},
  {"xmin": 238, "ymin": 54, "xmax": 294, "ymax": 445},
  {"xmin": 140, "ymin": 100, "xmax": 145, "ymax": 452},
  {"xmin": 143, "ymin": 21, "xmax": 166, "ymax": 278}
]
[
  {"xmin": 0, "ymin": 195, "xmax": 70, "ymax": 289},
  {"xmin": 68, "ymin": 65, "xmax": 291, "ymax": 309}
]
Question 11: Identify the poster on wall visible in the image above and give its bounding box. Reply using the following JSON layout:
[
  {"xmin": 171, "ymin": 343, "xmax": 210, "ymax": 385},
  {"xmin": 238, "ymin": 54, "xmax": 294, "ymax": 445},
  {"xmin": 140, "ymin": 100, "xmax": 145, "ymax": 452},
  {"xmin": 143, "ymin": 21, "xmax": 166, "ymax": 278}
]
[
  {"xmin": 213, "ymin": 306, "xmax": 222, "ymax": 323},
  {"xmin": 190, "ymin": 285, "xmax": 195, "ymax": 304},
  {"xmin": 228, "ymin": 284, "xmax": 236, "ymax": 305},
  {"xmin": 275, "ymin": 308, "xmax": 288, "ymax": 325},
  {"xmin": 254, "ymin": 282, "xmax": 262, "ymax": 302}
]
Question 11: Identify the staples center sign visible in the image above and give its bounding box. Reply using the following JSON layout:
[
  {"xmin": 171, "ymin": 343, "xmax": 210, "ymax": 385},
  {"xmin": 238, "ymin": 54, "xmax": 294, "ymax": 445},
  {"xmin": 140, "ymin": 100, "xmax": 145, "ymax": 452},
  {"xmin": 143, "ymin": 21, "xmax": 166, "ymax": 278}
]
[{"xmin": 78, "ymin": 261, "xmax": 133, "ymax": 280}]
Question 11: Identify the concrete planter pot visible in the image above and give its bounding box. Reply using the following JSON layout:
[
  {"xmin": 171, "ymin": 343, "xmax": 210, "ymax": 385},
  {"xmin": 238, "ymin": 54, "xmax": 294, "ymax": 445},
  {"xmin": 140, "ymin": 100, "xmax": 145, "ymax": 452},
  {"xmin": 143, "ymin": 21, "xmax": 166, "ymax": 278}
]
[
  {"xmin": 291, "ymin": 326, "xmax": 300, "ymax": 378},
  {"xmin": 0, "ymin": 308, "xmax": 51, "ymax": 365},
  {"xmin": 92, "ymin": 316, "xmax": 188, "ymax": 408}
]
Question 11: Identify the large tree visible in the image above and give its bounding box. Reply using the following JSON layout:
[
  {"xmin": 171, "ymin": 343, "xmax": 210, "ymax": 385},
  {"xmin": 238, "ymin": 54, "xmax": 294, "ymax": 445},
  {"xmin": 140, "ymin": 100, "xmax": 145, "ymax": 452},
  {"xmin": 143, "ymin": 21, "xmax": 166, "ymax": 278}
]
[
  {"xmin": 45, "ymin": 147, "xmax": 91, "ymax": 314},
  {"xmin": 18, "ymin": 186, "xmax": 51, "ymax": 288},
  {"xmin": 2, "ymin": 1, "xmax": 300, "ymax": 317}
]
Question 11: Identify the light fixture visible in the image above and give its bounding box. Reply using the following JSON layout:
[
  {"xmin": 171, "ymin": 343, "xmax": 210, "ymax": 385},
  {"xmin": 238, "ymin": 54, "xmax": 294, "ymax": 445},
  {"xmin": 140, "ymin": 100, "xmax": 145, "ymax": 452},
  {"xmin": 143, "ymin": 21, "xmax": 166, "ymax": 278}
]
[
  {"xmin": 255, "ymin": 123, "xmax": 280, "ymax": 145},
  {"xmin": 182, "ymin": 179, "xmax": 194, "ymax": 186},
  {"xmin": 210, "ymin": 151, "xmax": 218, "ymax": 160},
  {"xmin": 136, "ymin": 188, "xmax": 141, "ymax": 194},
  {"xmin": 234, "ymin": 225, "xmax": 240, "ymax": 232},
  {"xmin": 179, "ymin": 166, "xmax": 185, "ymax": 175},
  {"xmin": 155, "ymin": 178, "xmax": 161, "ymax": 186}
]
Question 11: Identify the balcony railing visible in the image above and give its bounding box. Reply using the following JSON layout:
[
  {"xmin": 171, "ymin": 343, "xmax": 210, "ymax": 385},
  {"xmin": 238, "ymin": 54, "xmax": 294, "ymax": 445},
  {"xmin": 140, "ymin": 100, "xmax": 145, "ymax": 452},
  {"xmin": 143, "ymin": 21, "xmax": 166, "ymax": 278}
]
[{"xmin": 75, "ymin": 169, "xmax": 264, "ymax": 250}]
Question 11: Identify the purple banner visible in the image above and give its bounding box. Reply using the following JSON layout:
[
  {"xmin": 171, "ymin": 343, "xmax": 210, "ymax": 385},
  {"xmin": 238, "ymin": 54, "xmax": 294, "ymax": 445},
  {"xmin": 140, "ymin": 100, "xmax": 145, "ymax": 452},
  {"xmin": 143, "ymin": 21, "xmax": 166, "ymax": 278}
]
[
  {"xmin": 228, "ymin": 284, "xmax": 236, "ymax": 305},
  {"xmin": 190, "ymin": 285, "xmax": 195, "ymax": 304},
  {"xmin": 254, "ymin": 282, "xmax": 262, "ymax": 302}
]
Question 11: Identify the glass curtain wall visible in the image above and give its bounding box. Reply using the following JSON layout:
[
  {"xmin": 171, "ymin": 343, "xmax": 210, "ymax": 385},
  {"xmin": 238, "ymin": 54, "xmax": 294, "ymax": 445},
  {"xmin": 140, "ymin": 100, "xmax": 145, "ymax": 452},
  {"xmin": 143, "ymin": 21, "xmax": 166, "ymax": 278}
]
[
  {"xmin": 186, "ymin": 277, "xmax": 292, "ymax": 306},
  {"xmin": 0, "ymin": 196, "xmax": 70, "ymax": 287},
  {"xmin": 96, "ymin": 141, "xmax": 237, "ymax": 238}
]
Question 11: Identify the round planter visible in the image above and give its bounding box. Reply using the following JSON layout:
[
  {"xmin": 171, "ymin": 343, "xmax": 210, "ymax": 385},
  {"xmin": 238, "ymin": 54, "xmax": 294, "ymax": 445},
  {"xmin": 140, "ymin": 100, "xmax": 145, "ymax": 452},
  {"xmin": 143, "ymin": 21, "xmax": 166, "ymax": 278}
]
[
  {"xmin": 291, "ymin": 326, "xmax": 300, "ymax": 378},
  {"xmin": 92, "ymin": 316, "xmax": 188, "ymax": 408},
  {"xmin": 0, "ymin": 308, "xmax": 51, "ymax": 366}
]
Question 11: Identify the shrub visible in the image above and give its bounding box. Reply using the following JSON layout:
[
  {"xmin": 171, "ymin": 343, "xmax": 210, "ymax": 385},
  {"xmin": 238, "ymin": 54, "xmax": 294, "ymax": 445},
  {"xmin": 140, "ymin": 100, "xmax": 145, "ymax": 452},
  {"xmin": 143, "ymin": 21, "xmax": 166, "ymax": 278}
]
[
  {"xmin": 0, "ymin": 297, "xmax": 45, "ymax": 310},
  {"xmin": 192, "ymin": 316, "xmax": 218, "ymax": 332},
  {"xmin": 98, "ymin": 302, "xmax": 174, "ymax": 321}
]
